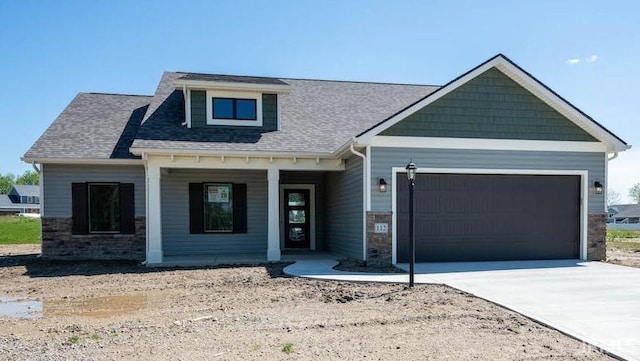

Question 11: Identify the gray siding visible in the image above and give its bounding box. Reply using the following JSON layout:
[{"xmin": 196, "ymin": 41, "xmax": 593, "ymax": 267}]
[
  {"xmin": 370, "ymin": 148, "xmax": 605, "ymax": 213},
  {"xmin": 262, "ymin": 94, "xmax": 278, "ymax": 131},
  {"xmin": 190, "ymin": 90, "xmax": 206, "ymax": 128},
  {"xmin": 280, "ymin": 171, "xmax": 325, "ymax": 250},
  {"xmin": 324, "ymin": 155, "xmax": 363, "ymax": 259},
  {"xmin": 381, "ymin": 68, "xmax": 597, "ymax": 141},
  {"xmin": 161, "ymin": 169, "xmax": 267, "ymax": 256},
  {"xmin": 42, "ymin": 164, "xmax": 146, "ymax": 217},
  {"xmin": 191, "ymin": 91, "xmax": 278, "ymax": 131}
]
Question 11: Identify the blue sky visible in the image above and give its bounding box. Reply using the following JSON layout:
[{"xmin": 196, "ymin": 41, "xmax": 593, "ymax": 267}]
[{"xmin": 1, "ymin": 0, "xmax": 638, "ymax": 201}]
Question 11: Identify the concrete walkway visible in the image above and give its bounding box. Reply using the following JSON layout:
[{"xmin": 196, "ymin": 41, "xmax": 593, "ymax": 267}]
[{"xmin": 284, "ymin": 258, "xmax": 640, "ymax": 361}]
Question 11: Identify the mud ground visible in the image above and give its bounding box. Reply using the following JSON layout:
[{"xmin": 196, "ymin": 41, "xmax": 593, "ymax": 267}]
[{"xmin": 0, "ymin": 245, "xmax": 616, "ymax": 360}]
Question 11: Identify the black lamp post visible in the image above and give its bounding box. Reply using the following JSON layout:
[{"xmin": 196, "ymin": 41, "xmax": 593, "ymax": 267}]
[{"xmin": 406, "ymin": 161, "xmax": 417, "ymax": 287}]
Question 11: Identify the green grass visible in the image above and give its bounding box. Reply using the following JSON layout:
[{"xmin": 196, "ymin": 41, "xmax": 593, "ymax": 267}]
[
  {"xmin": 281, "ymin": 343, "xmax": 293, "ymax": 354},
  {"xmin": 607, "ymin": 229, "xmax": 640, "ymax": 240},
  {"xmin": 607, "ymin": 229, "xmax": 640, "ymax": 251},
  {"xmin": 0, "ymin": 216, "xmax": 41, "ymax": 244}
]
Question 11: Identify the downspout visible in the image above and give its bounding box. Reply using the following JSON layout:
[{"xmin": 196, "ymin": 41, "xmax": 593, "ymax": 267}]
[
  {"xmin": 180, "ymin": 85, "xmax": 189, "ymax": 127},
  {"xmin": 350, "ymin": 139, "xmax": 368, "ymax": 261},
  {"xmin": 608, "ymin": 152, "xmax": 619, "ymax": 161}
]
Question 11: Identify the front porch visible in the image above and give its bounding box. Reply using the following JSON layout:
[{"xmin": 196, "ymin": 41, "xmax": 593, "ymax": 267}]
[{"xmin": 142, "ymin": 153, "xmax": 365, "ymax": 266}]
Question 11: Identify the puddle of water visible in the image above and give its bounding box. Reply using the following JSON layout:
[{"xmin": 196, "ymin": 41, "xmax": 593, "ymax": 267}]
[
  {"xmin": 0, "ymin": 297, "xmax": 43, "ymax": 319},
  {"xmin": 45, "ymin": 294, "xmax": 146, "ymax": 318}
]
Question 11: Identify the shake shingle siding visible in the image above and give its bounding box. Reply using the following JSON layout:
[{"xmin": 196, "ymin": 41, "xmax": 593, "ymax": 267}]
[{"xmin": 381, "ymin": 68, "xmax": 597, "ymax": 141}]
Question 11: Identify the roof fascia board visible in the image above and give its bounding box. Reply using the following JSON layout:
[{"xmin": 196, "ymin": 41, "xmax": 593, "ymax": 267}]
[
  {"xmin": 130, "ymin": 147, "xmax": 337, "ymax": 160},
  {"xmin": 22, "ymin": 157, "xmax": 143, "ymax": 165},
  {"xmin": 371, "ymin": 136, "xmax": 607, "ymax": 152},
  {"xmin": 356, "ymin": 55, "xmax": 629, "ymax": 152},
  {"xmin": 174, "ymin": 79, "xmax": 291, "ymax": 94}
]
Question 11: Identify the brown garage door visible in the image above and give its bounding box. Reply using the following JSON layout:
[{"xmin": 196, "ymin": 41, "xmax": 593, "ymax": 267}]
[{"xmin": 396, "ymin": 173, "xmax": 580, "ymax": 262}]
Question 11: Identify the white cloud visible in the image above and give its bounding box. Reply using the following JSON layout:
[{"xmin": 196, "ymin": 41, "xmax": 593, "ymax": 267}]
[
  {"xmin": 585, "ymin": 55, "xmax": 598, "ymax": 63},
  {"xmin": 565, "ymin": 55, "xmax": 598, "ymax": 65}
]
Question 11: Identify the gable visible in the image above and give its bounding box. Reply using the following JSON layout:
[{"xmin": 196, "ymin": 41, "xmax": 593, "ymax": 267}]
[{"xmin": 380, "ymin": 68, "xmax": 597, "ymax": 142}]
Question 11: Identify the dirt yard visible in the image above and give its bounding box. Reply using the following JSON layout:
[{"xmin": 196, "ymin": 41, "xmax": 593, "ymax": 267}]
[
  {"xmin": 0, "ymin": 245, "xmax": 613, "ymax": 360},
  {"xmin": 607, "ymin": 237, "xmax": 640, "ymax": 268}
]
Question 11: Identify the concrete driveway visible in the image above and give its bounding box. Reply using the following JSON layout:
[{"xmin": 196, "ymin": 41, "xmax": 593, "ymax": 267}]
[{"xmin": 395, "ymin": 260, "xmax": 640, "ymax": 361}]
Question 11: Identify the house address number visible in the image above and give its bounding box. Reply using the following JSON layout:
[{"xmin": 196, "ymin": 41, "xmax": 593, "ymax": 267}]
[{"xmin": 374, "ymin": 223, "xmax": 388, "ymax": 234}]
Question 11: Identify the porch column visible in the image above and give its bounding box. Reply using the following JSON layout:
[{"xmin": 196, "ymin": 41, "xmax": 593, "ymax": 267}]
[
  {"xmin": 267, "ymin": 168, "xmax": 281, "ymax": 261},
  {"xmin": 146, "ymin": 164, "xmax": 163, "ymax": 264}
]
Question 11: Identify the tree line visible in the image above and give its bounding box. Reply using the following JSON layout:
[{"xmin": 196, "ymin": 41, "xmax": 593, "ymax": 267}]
[
  {"xmin": 0, "ymin": 170, "xmax": 39, "ymax": 194},
  {"xmin": 608, "ymin": 183, "xmax": 640, "ymax": 205}
]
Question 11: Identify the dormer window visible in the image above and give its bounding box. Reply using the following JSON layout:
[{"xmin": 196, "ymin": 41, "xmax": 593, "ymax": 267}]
[
  {"xmin": 206, "ymin": 91, "xmax": 263, "ymax": 127},
  {"xmin": 212, "ymin": 98, "xmax": 257, "ymax": 120}
]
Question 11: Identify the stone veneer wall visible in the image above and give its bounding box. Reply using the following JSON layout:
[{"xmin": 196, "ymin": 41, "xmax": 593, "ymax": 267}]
[
  {"xmin": 587, "ymin": 213, "xmax": 606, "ymax": 261},
  {"xmin": 366, "ymin": 212, "xmax": 392, "ymax": 267},
  {"xmin": 41, "ymin": 217, "xmax": 146, "ymax": 261}
]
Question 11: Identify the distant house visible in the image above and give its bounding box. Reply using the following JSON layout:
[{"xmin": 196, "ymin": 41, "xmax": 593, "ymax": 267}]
[
  {"xmin": 608, "ymin": 204, "xmax": 640, "ymax": 224},
  {"xmin": 0, "ymin": 185, "xmax": 40, "ymax": 215}
]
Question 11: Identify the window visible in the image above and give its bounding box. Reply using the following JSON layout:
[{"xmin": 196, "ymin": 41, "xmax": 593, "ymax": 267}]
[
  {"xmin": 206, "ymin": 91, "xmax": 262, "ymax": 127},
  {"xmin": 89, "ymin": 184, "xmax": 120, "ymax": 232},
  {"xmin": 204, "ymin": 183, "xmax": 233, "ymax": 232},
  {"xmin": 71, "ymin": 183, "xmax": 135, "ymax": 235},
  {"xmin": 189, "ymin": 183, "xmax": 247, "ymax": 234},
  {"xmin": 212, "ymin": 97, "xmax": 257, "ymax": 120}
]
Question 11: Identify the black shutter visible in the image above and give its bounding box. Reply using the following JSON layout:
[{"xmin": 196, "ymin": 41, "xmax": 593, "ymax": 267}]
[
  {"xmin": 119, "ymin": 183, "xmax": 135, "ymax": 234},
  {"xmin": 189, "ymin": 183, "xmax": 204, "ymax": 234},
  {"xmin": 71, "ymin": 183, "xmax": 88, "ymax": 234},
  {"xmin": 233, "ymin": 183, "xmax": 247, "ymax": 233}
]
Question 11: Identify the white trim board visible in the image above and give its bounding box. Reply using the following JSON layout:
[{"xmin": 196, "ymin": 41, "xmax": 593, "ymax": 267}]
[
  {"xmin": 357, "ymin": 55, "xmax": 629, "ymax": 152},
  {"xmin": 280, "ymin": 184, "xmax": 316, "ymax": 251},
  {"xmin": 371, "ymin": 136, "xmax": 607, "ymax": 152},
  {"xmin": 390, "ymin": 167, "xmax": 589, "ymax": 265}
]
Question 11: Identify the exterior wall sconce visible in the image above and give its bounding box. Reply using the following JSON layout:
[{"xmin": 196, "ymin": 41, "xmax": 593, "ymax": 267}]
[
  {"xmin": 378, "ymin": 178, "xmax": 388, "ymax": 192},
  {"xmin": 594, "ymin": 181, "xmax": 603, "ymax": 195}
]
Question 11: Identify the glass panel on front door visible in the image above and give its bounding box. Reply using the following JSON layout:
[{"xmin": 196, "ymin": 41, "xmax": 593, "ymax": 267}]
[{"xmin": 284, "ymin": 189, "xmax": 311, "ymax": 249}]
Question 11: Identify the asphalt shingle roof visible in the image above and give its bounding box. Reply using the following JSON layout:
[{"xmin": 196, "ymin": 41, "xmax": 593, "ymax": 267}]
[
  {"xmin": 133, "ymin": 72, "xmax": 438, "ymax": 154},
  {"xmin": 610, "ymin": 204, "xmax": 640, "ymax": 218},
  {"xmin": 11, "ymin": 185, "xmax": 39, "ymax": 197},
  {"xmin": 24, "ymin": 71, "xmax": 439, "ymax": 159},
  {"xmin": 176, "ymin": 72, "xmax": 289, "ymax": 85},
  {"xmin": 24, "ymin": 93, "xmax": 152, "ymax": 160}
]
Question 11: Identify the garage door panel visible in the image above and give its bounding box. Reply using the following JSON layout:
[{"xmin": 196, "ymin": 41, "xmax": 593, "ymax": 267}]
[{"xmin": 397, "ymin": 173, "xmax": 580, "ymax": 262}]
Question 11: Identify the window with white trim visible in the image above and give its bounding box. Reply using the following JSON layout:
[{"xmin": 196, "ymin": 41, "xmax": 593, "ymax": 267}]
[{"xmin": 206, "ymin": 90, "xmax": 263, "ymax": 127}]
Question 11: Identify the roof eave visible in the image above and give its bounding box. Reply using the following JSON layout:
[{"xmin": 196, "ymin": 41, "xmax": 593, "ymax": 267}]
[
  {"xmin": 173, "ymin": 79, "xmax": 291, "ymax": 94},
  {"xmin": 22, "ymin": 157, "xmax": 143, "ymax": 165}
]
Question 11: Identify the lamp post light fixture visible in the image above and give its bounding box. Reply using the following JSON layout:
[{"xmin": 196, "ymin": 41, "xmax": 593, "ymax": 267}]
[
  {"xmin": 594, "ymin": 181, "xmax": 603, "ymax": 195},
  {"xmin": 405, "ymin": 161, "xmax": 417, "ymax": 287}
]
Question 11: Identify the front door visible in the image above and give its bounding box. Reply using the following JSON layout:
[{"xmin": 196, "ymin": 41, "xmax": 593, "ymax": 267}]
[{"xmin": 284, "ymin": 189, "xmax": 311, "ymax": 249}]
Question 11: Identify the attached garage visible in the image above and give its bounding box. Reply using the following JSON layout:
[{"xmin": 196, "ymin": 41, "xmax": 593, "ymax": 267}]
[{"xmin": 396, "ymin": 173, "xmax": 581, "ymax": 262}]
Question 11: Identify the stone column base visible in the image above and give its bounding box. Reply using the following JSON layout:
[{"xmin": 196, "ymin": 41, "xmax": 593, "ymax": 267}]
[
  {"xmin": 587, "ymin": 213, "xmax": 606, "ymax": 261},
  {"xmin": 366, "ymin": 212, "xmax": 393, "ymax": 267}
]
